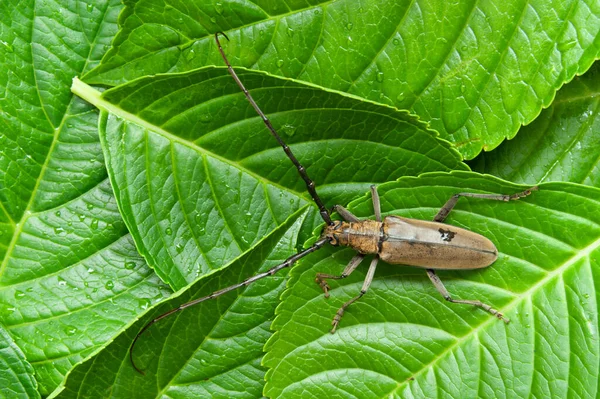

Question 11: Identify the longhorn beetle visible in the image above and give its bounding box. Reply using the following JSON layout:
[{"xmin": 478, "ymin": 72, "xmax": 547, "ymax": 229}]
[{"xmin": 129, "ymin": 31, "xmax": 537, "ymax": 373}]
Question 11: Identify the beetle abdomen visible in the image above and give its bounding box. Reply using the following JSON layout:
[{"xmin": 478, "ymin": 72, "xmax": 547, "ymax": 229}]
[{"xmin": 379, "ymin": 216, "xmax": 497, "ymax": 269}]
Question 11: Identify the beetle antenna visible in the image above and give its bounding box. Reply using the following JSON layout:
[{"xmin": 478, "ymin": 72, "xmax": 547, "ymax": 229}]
[
  {"xmin": 129, "ymin": 237, "xmax": 329, "ymax": 373},
  {"xmin": 214, "ymin": 32, "xmax": 333, "ymax": 226}
]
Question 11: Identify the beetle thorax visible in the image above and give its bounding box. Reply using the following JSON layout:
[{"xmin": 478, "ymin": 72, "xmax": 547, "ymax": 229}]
[{"xmin": 323, "ymin": 219, "xmax": 382, "ymax": 254}]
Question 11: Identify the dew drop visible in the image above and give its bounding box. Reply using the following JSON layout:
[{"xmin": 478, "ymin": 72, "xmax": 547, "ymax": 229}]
[
  {"xmin": 286, "ymin": 27, "xmax": 294, "ymax": 37},
  {"xmin": 345, "ymin": 22, "xmax": 353, "ymax": 31},
  {"xmin": 185, "ymin": 49, "xmax": 196, "ymax": 61},
  {"xmin": 138, "ymin": 298, "xmax": 151, "ymax": 310},
  {"xmin": 460, "ymin": 84, "xmax": 466, "ymax": 93},
  {"xmin": 392, "ymin": 38, "xmax": 400, "ymax": 46},
  {"xmin": 58, "ymin": 278, "xmax": 67, "ymax": 287},
  {"xmin": 87, "ymin": 3, "xmax": 93, "ymax": 12},
  {"xmin": 276, "ymin": 59, "xmax": 284, "ymax": 68},
  {"xmin": 282, "ymin": 124, "xmax": 296, "ymax": 137},
  {"xmin": 176, "ymin": 243, "xmax": 184, "ymax": 253},
  {"xmin": 396, "ymin": 93, "xmax": 405, "ymax": 102},
  {"xmin": 90, "ymin": 218, "xmax": 99, "ymax": 230},
  {"xmin": 210, "ymin": 17, "xmax": 217, "ymax": 23},
  {"xmin": 461, "ymin": 45, "xmax": 468, "ymax": 52},
  {"xmin": 87, "ymin": 267, "xmax": 95, "ymax": 274},
  {"xmin": 200, "ymin": 114, "xmax": 211, "ymax": 123},
  {"xmin": 26, "ymin": 287, "xmax": 33, "ymax": 293},
  {"xmin": 376, "ymin": 72, "xmax": 384, "ymax": 83},
  {"xmin": 66, "ymin": 326, "xmax": 77, "ymax": 336},
  {"xmin": 215, "ymin": 2, "xmax": 224, "ymax": 14},
  {"xmin": 55, "ymin": 210, "xmax": 61, "ymax": 217},
  {"xmin": 67, "ymin": 221, "xmax": 72, "ymax": 227},
  {"xmin": 125, "ymin": 261, "xmax": 136, "ymax": 270},
  {"xmin": 105, "ymin": 280, "xmax": 114, "ymax": 290},
  {"xmin": 14, "ymin": 290, "xmax": 25, "ymax": 299},
  {"xmin": 84, "ymin": 281, "xmax": 89, "ymax": 287},
  {"xmin": 195, "ymin": 212, "xmax": 202, "ymax": 222},
  {"xmin": 1, "ymin": 40, "xmax": 13, "ymax": 53},
  {"xmin": 245, "ymin": 211, "xmax": 252, "ymax": 216},
  {"xmin": 54, "ymin": 226, "xmax": 65, "ymax": 234},
  {"xmin": 87, "ymin": 203, "xmax": 94, "ymax": 210},
  {"xmin": 165, "ymin": 227, "xmax": 173, "ymax": 236},
  {"xmin": 78, "ymin": 214, "xmax": 86, "ymax": 221},
  {"xmin": 584, "ymin": 293, "xmax": 590, "ymax": 299}
]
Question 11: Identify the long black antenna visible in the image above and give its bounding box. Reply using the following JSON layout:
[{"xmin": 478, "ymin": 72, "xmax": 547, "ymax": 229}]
[
  {"xmin": 215, "ymin": 32, "xmax": 333, "ymax": 226},
  {"xmin": 130, "ymin": 237, "xmax": 329, "ymax": 374}
]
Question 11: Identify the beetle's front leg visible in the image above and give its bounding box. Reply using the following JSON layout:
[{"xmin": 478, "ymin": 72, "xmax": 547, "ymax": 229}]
[
  {"xmin": 330, "ymin": 256, "xmax": 379, "ymax": 333},
  {"xmin": 426, "ymin": 269, "xmax": 509, "ymax": 323},
  {"xmin": 315, "ymin": 253, "xmax": 365, "ymax": 297}
]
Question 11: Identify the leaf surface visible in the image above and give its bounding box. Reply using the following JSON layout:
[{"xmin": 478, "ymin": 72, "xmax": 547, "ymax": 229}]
[
  {"xmin": 264, "ymin": 171, "xmax": 600, "ymax": 398},
  {"xmin": 471, "ymin": 61, "xmax": 600, "ymax": 187},
  {"xmin": 0, "ymin": 325, "xmax": 40, "ymax": 399},
  {"xmin": 0, "ymin": 0, "xmax": 172, "ymax": 395},
  {"xmin": 56, "ymin": 209, "xmax": 308, "ymax": 399},
  {"xmin": 73, "ymin": 67, "xmax": 466, "ymax": 290},
  {"xmin": 84, "ymin": 0, "xmax": 600, "ymax": 158}
]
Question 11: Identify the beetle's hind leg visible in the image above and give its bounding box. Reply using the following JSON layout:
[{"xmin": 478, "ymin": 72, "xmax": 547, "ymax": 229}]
[
  {"xmin": 434, "ymin": 186, "xmax": 538, "ymax": 223},
  {"xmin": 315, "ymin": 253, "xmax": 365, "ymax": 297},
  {"xmin": 426, "ymin": 269, "xmax": 509, "ymax": 323}
]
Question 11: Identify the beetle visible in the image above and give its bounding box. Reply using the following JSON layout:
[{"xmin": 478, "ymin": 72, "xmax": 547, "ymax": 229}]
[{"xmin": 129, "ymin": 31, "xmax": 536, "ymax": 372}]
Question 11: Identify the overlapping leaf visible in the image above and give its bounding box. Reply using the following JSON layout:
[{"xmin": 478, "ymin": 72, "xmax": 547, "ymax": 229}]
[
  {"xmin": 0, "ymin": 325, "xmax": 39, "ymax": 399},
  {"xmin": 73, "ymin": 67, "xmax": 466, "ymax": 290},
  {"xmin": 264, "ymin": 172, "xmax": 600, "ymax": 398},
  {"xmin": 83, "ymin": 0, "xmax": 600, "ymax": 158},
  {"xmin": 471, "ymin": 61, "xmax": 600, "ymax": 187},
  {"xmin": 0, "ymin": 0, "xmax": 172, "ymax": 396},
  {"xmin": 56, "ymin": 209, "xmax": 308, "ymax": 399}
]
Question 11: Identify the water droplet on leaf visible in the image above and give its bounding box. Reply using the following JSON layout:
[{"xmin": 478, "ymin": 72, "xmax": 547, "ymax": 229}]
[
  {"xmin": 166, "ymin": 227, "xmax": 173, "ymax": 235},
  {"xmin": 282, "ymin": 124, "xmax": 296, "ymax": 137},
  {"xmin": 55, "ymin": 211, "xmax": 61, "ymax": 217},
  {"xmin": 376, "ymin": 72, "xmax": 384, "ymax": 83},
  {"xmin": 276, "ymin": 59, "xmax": 284, "ymax": 68},
  {"xmin": 14, "ymin": 290, "xmax": 25, "ymax": 299},
  {"xmin": 125, "ymin": 261, "xmax": 136, "ymax": 269},
  {"xmin": 105, "ymin": 280, "xmax": 114, "ymax": 290},
  {"xmin": 90, "ymin": 218, "xmax": 98, "ymax": 230},
  {"xmin": 345, "ymin": 22, "xmax": 353, "ymax": 30},
  {"xmin": 176, "ymin": 243, "xmax": 184, "ymax": 253}
]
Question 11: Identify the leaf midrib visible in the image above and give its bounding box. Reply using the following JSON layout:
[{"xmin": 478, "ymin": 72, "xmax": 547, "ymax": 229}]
[{"xmin": 391, "ymin": 233, "xmax": 600, "ymax": 395}]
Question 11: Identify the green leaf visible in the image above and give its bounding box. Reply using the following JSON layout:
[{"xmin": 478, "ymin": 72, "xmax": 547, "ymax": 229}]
[
  {"xmin": 264, "ymin": 171, "xmax": 600, "ymax": 398},
  {"xmin": 84, "ymin": 0, "xmax": 600, "ymax": 158},
  {"xmin": 0, "ymin": 325, "xmax": 40, "ymax": 399},
  {"xmin": 56, "ymin": 208, "xmax": 308, "ymax": 399},
  {"xmin": 471, "ymin": 60, "xmax": 600, "ymax": 187},
  {"xmin": 73, "ymin": 67, "xmax": 465, "ymax": 290},
  {"xmin": 0, "ymin": 0, "xmax": 172, "ymax": 395}
]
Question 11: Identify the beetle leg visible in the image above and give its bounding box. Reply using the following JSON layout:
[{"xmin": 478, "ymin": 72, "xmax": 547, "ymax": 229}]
[
  {"xmin": 331, "ymin": 256, "xmax": 379, "ymax": 333},
  {"xmin": 370, "ymin": 185, "xmax": 381, "ymax": 222},
  {"xmin": 433, "ymin": 187, "xmax": 538, "ymax": 223},
  {"xmin": 333, "ymin": 205, "xmax": 360, "ymax": 222},
  {"xmin": 426, "ymin": 269, "xmax": 510, "ymax": 323},
  {"xmin": 316, "ymin": 253, "xmax": 365, "ymax": 297}
]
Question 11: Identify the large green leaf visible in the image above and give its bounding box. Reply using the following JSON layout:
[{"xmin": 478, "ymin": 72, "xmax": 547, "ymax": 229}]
[
  {"xmin": 83, "ymin": 0, "xmax": 600, "ymax": 158},
  {"xmin": 0, "ymin": 0, "xmax": 172, "ymax": 396},
  {"xmin": 471, "ymin": 60, "xmax": 600, "ymax": 187},
  {"xmin": 72, "ymin": 67, "xmax": 465, "ymax": 290},
  {"xmin": 55, "ymin": 208, "xmax": 308, "ymax": 399},
  {"xmin": 264, "ymin": 171, "xmax": 600, "ymax": 398},
  {"xmin": 0, "ymin": 324, "xmax": 39, "ymax": 399}
]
